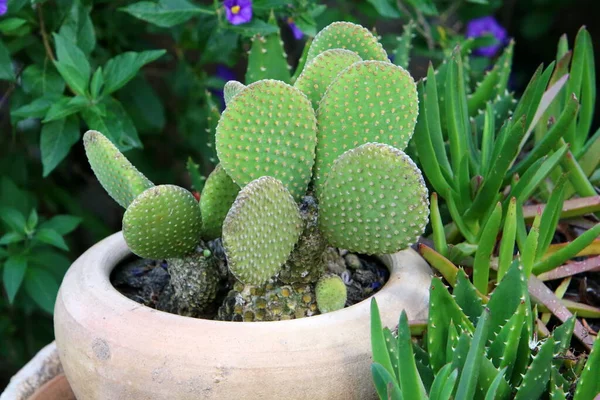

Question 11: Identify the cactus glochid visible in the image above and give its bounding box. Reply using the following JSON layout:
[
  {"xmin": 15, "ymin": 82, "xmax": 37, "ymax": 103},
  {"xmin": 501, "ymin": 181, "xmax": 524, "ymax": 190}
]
[{"xmin": 83, "ymin": 21, "xmax": 428, "ymax": 320}]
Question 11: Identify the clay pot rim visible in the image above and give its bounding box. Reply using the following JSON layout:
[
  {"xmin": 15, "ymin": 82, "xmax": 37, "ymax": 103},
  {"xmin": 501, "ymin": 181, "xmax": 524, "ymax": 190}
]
[{"xmin": 63, "ymin": 231, "xmax": 430, "ymax": 328}]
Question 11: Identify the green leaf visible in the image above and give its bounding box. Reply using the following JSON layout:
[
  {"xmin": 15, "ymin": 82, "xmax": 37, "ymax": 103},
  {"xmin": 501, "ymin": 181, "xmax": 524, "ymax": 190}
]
[
  {"xmin": 488, "ymin": 301, "xmax": 526, "ymax": 377},
  {"xmin": 24, "ymin": 268, "xmax": 59, "ymax": 314},
  {"xmin": 472, "ymin": 202, "xmax": 502, "ymax": 294},
  {"xmin": 370, "ymin": 299, "xmax": 395, "ymax": 377},
  {"xmin": 90, "ymin": 67, "xmax": 104, "ymax": 99},
  {"xmin": 3, "ymin": 256, "xmax": 27, "ymax": 303},
  {"xmin": 366, "ymin": 0, "xmax": 401, "ymax": 18},
  {"xmin": 52, "ymin": 31, "xmax": 91, "ymax": 96},
  {"xmin": 372, "ymin": 363, "xmax": 402, "ymax": 400},
  {"xmin": 0, "ymin": 207, "xmax": 26, "ymax": 232},
  {"xmin": 186, "ymin": 157, "xmax": 206, "ymax": 193},
  {"xmin": 34, "ymin": 228, "xmax": 69, "ymax": 251},
  {"xmin": 455, "ymin": 308, "xmax": 490, "ymax": 400},
  {"xmin": 11, "ymin": 96, "xmax": 57, "ymax": 119},
  {"xmin": 42, "ymin": 95, "xmax": 89, "ymax": 123},
  {"xmin": 21, "ymin": 64, "xmax": 65, "ymax": 97},
  {"xmin": 41, "ymin": 116, "xmax": 81, "ymax": 177},
  {"xmin": 81, "ymin": 98, "xmax": 142, "ymax": 151},
  {"xmin": 58, "ymin": 0, "xmax": 96, "ymax": 55},
  {"xmin": 103, "ymin": 50, "xmax": 166, "ymax": 95},
  {"xmin": 0, "ymin": 38, "xmax": 16, "ymax": 81},
  {"xmin": 117, "ymin": 76, "xmax": 166, "ymax": 134},
  {"xmin": 483, "ymin": 368, "xmax": 508, "ymax": 400},
  {"xmin": 0, "ymin": 232, "xmax": 25, "ymax": 245},
  {"xmin": 537, "ymin": 175, "xmax": 568, "ymax": 259},
  {"xmin": 0, "ymin": 18, "xmax": 28, "ymax": 35},
  {"xmin": 428, "ymin": 364, "xmax": 458, "ymax": 400},
  {"xmin": 573, "ymin": 334, "xmax": 600, "ymax": 400},
  {"xmin": 120, "ymin": 0, "xmax": 215, "ymax": 28},
  {"xmin": 396, "ymin": 311, "xmax": 427, "ymax": 399},
  {"xmin": 454, "ymin": 269, "xmax": 484, "ymax": 325},
  {"xmin": 514, "ymin": 337, "xmax": 555, "ymax": 400},
  {"xmin": 226, "ymin": 19, "xmax": 280, "ymax": 37},
  {"xmin": 404, "ymin": 0, "xmax": 438, "ymax": 15},
  {"xmin": 40, "ymin": 215, "xmax": 81, "ymax": 235},
  {"xmin": 26, "ymin": 209, "xmax": 39, "ymax": 232}
]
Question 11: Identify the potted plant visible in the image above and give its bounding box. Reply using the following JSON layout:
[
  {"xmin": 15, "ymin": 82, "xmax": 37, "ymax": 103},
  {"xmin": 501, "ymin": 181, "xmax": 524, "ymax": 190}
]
[{"xmin": 53, "ymin": 21, "xmax": 434, "ymax": 399}]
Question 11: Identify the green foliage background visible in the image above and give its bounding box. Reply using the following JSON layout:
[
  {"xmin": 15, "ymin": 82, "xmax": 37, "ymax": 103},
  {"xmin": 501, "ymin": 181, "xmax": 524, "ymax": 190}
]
[{"xmin": 0, "ymin": 0, "xmax": 597, "ymax": 387}]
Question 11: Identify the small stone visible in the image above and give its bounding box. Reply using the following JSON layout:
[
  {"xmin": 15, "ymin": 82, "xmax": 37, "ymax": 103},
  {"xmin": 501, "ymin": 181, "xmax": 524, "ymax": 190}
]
[
  {"xmin": 344, "ymin": 254, "xmax": 362, "ymax": 270},
  {"xmin": 323, "ymin": 247, "xmax": 346, "ymax": 274},
  {"xmin": 353, "ymin": 269, "xmax": 377, "ymax": 285}
]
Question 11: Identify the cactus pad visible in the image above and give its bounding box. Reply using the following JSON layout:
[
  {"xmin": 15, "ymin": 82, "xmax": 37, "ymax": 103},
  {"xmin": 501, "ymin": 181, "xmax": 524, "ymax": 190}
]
[
  {"xmin": 224, "ymin": 80, "xmax": 246, "ymax": 106},
  {"xmin": 315, "ymin": 274, "xmax": 347, "ymax": 313},
  {"xmin": 306, "ymin": 21, "xmax": 388, "ymax": 64},
  {"xmin": 83, "ymin": 130, "xmax": 154, "ymax": 208},
  {"xmin": 222, "ymin": 176, "xmax": 303, "ymax": 285},
  {"xmin": 246, "ymin": 27, "xmax": 291, "ymax": 84},
  {"xmin": 216, "ymin": 79, "xmax": 318, "ymax": 200},
  {"xmin": 294, "ymin": 49, "xmax": 362, "ymax": 109},
  {"xmin": 319, "ymin": 143, "xmax": 429, "ymax": 254},
  {"xmin": 123, "ymin": 185, "xmax": 202, "ymax": 259},
  {"xmin": 313, "ymin": 61, "xmax": 419, "ymax": 196},
  {"xmin": 200, "ymin": 164, "xmax": 240, "ymax": 240}
]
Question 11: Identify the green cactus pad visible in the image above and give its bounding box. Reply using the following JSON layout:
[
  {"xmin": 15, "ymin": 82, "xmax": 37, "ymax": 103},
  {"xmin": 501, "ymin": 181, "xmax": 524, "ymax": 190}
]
[
  {"xmin": 222, "ymin": 176, "xmax": 303, "ymax": 285},
  {"xmin": 245, "ymin": 27, "xmax": 291, "ymax": 84},
  {"xmin": 215, "ymin": 79, "xmax": 318, "ymax": 200},
  {"xmin": 306, "ymin": 21, "xmax": 388, "ymax": 64},
  {"xmin": 315, "ymin": 274, "xmax": 347, "ymax": 313},
  {"xmin": 312, "ymin": 61, "xmax": 418, "ymax": 196},
  {"xmin": 123, "ymin": 185, "xmax": 202, "ymax": 259},
  {"xmin": 319, "ymin": 143, "xmax": 429, "ymax": 255},
  {"xmin": 200, "ymin": 164, "xmax": 240, "ymax": 240},
  {"xmin": 294, "ymin": 49, "xmax": 362, "ymax": 109},
  {"xmin": 83, "ymin": 130, "xmax": 154, "ymax": 209},
  {"xmin": 224, "ymin": 80, "xmax": 246, "ymax": 106}
]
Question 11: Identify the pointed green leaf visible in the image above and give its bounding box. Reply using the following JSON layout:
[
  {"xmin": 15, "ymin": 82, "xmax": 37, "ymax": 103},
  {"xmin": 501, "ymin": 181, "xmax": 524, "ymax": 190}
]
[
  {"xmin": 514, "ymin": 337, "xmax": 555, "ymax": 400},
  {"xmin": 42, "ymin": 95, "xmax": 89, "ymax": 123},
  {"xmin": 34, "ymin": 228, "xmax": 69, "ymax": 251},
  {"xmin": 455, "ymin": 308, "xmax": 490, "ymax": 400},
  {"xmin": 428, "ymin": 364, "xmax": 458, "ymax": 400},
  {"xmin": 52, "ymin": 32, "xmax": 91, "ymax": 96},
  {"xmin": 396, "ymin": 311, "xmax": 427, "ymax": 399},
  {"xmin": 39, "ymin": 215, "xmax": 81, "ymax": 235},
  {"xmin": 120, "ymin": 0, "xmax": 215, "ymax": 28},
  {"xmin": 0, "ymin": 38, "xmax": 16, "ymax": 81},
  {"xmin": 371, "ymin": 363, "xmax": 402, "ymax": 400},
  {"xmin": 40, "ymin": 116, "xmax": 81, "ymax": 177},
  {"xmin": 454, "ymin": 269, "xmax": 484, "ymax": 325},
  {"xmin": 24, "ymin": 268, "xmax": 59, "ymax": 314},
  {"xmin": 488, "ymin": 301, "xmax": 526, "ymax": 377},
  {"xmin": 573, "ymin": 335, "xmax": 600, "ymax": 400},
  {"xmin": 473, "ymin": 202, "xmax": 502, "ymax": 294},
  {"xmin": 103, "ymin": 50, "xmax": 166, "ymax": 95},
  {"xmin": 3, "ymin": 256, "xmax": 27, "ymax": 303},
  {"xmin": 371, "ymin": 299, "xmax": 395, "ymax": 378}
]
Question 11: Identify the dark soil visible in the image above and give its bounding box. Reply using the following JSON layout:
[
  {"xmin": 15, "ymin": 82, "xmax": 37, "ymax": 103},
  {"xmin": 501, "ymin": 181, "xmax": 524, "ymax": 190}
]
[{"xmin": 110, "ymin": 241, "xmax": 390, "ymax": 321}]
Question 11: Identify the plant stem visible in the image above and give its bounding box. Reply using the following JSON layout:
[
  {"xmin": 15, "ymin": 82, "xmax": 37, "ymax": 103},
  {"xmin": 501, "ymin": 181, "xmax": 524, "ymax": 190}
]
[{"xmin": 37, "ymin": 5, "xmax": 55, "ymax": 63}]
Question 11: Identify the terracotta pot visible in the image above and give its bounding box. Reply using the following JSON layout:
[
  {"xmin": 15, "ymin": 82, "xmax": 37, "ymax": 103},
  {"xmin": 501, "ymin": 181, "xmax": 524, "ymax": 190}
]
[{"xmin": 54, "ymin": 232, "xmax": 432, "ymax": 400}]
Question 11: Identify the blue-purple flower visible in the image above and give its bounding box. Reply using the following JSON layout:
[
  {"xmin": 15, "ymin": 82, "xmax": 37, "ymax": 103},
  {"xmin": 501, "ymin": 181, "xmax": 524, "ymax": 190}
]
[
  {"xmin": 287, "ymin": 18, "xmax": 303, "ymax": 40},
  {"xmin": 224, "ymin": 0, "xmax": 252, "ymax": 25},
  {"xmin": 0, "ymin": 0, "xmax": 8, "ymax": 15},
  {"xmin": 466, "ymin": 16, "xmax": 508, "ymax": 58}
]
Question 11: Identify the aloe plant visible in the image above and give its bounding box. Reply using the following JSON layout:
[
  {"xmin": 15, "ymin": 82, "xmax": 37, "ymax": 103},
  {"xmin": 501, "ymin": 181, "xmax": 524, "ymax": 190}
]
[
  {"xmin": 370, "ymin": 262, "xmax": 600, "ymax": 399},
  {"xmin": 83, "ymin": 21, "xmax": 429, "ymax": 320}
]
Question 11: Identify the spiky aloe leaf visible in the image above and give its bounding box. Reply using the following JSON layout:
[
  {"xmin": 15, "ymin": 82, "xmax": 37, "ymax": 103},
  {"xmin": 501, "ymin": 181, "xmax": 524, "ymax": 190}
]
[
  {"xmin": 305, "ymin": 21, "xmax": 388, "ymax": 64},
  {"xmin": 222, "ymin": 176, "xmax": 302, "ymax": 285},
  {"xmin": 549, "ymin": 368, "xmax": 567, "ymax": 400},
  {"xmin": 215, "ymin": 79, "xmax": 317, "ymax": 201},
  {"xmin": 514, "ymin": 337, "xmax": 555, "ymax": 400},
  {"xmin": 477, "ymin": 357, "xmax": 511, "ymax": 400},
  {"xmin": 413, "ymin": 342, "xmax": 435, "ymax": 392},
  {"xmin": 449, "ymin": 331, "xmax": 471, "ymax": 380},
  {"xmin": 487, "ymin": 301, "xmax": 526, "ymax": 378},
  {"xmin": 551, "ymin": 315, "xmax": 576, "ymax": 368},
  {"xmin": 200, "ymin": 164, "xmax": 240, "ymax": 240},
  {"xmin": 245, "ymin": 17, "xmax": 291, "ymax": 84},
  {"xmin": 484, "ymin": 368, "xmax": 508, "ymax": 400},
  {"xmin": 318, "ymin": 143, "xmax": 429, "ymax": 255},
  {"xmin": 446, "ymin": 321, "xmax": 459, "ymax": 364},
  {"xmin": 371, "ymin": 363, "xmax": 402, "ymax": 400},
  {"xmin": 455, "ymin": 308, "xmax": 490, "ymax": 400},
  {"xmin": 294, "ymin": 49, "xmax": 362, "ymax": 109},
  {"xmin": 396, "ymin": 310, "xmax": 427, "ymax": 399},
  {"xmin": 427, "ymin": 277, "xmax": 475, "ymax": 373},
  {"xmin": 83, "ymin": 130, "xmax": 154, "ymax": 209},
  {"xmin": 315, "ymin": 274, "xmax": 347, "ymax": 313},
  {"xmin": 123, "ymin": 185, "xmax": 202, "ymax": 259},
  {"xmin": 384, "ymin": 327, "xmax": 399, "ymax": 379},
  {"xmin": 428, "ymin": 364, "xmax": 458, "ymax": 400},
  {"xmin": 313, "ymin": 61, "xmax": 418, "ymax": 195},
  {"xmin": 454, "ymin": 269, "xmax": 484, "ymax": 325},
  {"xmin": 393, "ymin": 20, "xmax": 416, "ymax": 70},
  {"xmin": 371, "ymin": 298, "xmax": 396, "ymax": 378},
  {"xmin": 573, "ymin": 335, "xmax": 600, "ymax": 400},
  {"xmin": 224, "ymin": 80, "xmax": 246, "ymax": 106},
  {"xmin": 201, "ymin": 90, "xmax": 221, "ymax": 166}
]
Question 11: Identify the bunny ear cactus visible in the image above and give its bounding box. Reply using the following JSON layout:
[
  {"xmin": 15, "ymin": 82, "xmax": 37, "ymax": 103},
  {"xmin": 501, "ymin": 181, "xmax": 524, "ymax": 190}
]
[
  {"xmin": 200, "ymin": 164, "xmax": 240, "ymax": 240},
  {"xmin": 223, "ymin": 80, "xmax": 246, "ymax": 106},
  {"xmin": 315, "ymin": 274, "xmax": 347, "ymax": 313}
]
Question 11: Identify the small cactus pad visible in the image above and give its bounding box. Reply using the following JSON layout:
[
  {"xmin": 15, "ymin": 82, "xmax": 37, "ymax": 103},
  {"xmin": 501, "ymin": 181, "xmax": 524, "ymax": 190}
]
[
  {"xmin": 294, "ymin": 49, "xmax": 362, "ymax": 109},
  {"xmin": 245, "ymin": 30, "xmax": 291, "ymax": 84},
  {"xmin": 315, "ymin": 274, "xmax": 347, "ymax": 313},
  {"xmin": 123, "ymin": 185, "xmax": 202, "ymax": 259},
  {"xmin": 222, "ymin": 177, "xmax": 302, "ymax": 285},
  {"xmin": 312, "ymin": 61, "xmax": 418, "ymax": 196},
  {"xmin": 83, "ymin": 130, "xmax": 154, "ymax": 208},
  {"xmin": 216, "ymin": 79, "xmax": 318, "ymax": 200},
  {"xmin": 224, "ymin": 80, "xmax": 246, "ymax": 106},
  {"xmin": 200, "ymin": 164, "xmax": 240, "ymax": 240},
  {"xmin": 306, "ymin": 22, "xmax": 389, "ymax": 64},
  {"xmin": 319, "ymin": 143, "xmax": 429, "ymax": 255}
]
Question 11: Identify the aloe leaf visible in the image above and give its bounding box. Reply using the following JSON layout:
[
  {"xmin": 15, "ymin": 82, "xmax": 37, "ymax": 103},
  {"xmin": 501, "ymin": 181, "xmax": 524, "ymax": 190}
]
[
  {"xmin": 413, "ymin": 342, "xmax": 435, "ymax": 392},
  {"xmin": 456, "ymin": 155, "xmax": 471, "ymax": 213},
  {"xmin": 427, "ymin": 277, "xmax": 475, "ymax": 373},
  {"xmin": 497, "ymin": 198, "xmax": 517, "ymax": 282},
  {"xmin": 569, "ymin": 27, "xmax": 595, "ymax": 153},
  {"xmin": 430, "ymin": 193, "xmax": 448, "ymax": 257},
  {"xmin": 454, "ymin": 269, "xmax": 484, "ymax": 325},
  {"xmin": 536, "ymin": 175, "xmax": 568, "ymax": 259},
  {"xmin": 425, "ymin": 65, "xmax": 453, "ymax": 179},
  {"xmin": 520, "ymin": 211, "xmax": 541, "ymax": 278},
  {"xmin": 479, "ymin": 103, "xmax": 496, "ymax": 178},
  {"xmin": 488, "ymin": 300, "xmax": 526, "ymax": 378},
  {"xmin": 445, "ymin": 189, "xmax": 477, "ymax": 244},
  {"xmin": 450, "ymin": 331, "xmax": 471, "ymax": 378},
  {"xmin": 472, "ymin": 202, "xmax": 502, "ymax": 294},
  {"xmin": 549, "ymin": 368, "xmax": 568, "ymax": 400},
  {"xmin": 533, "ymin": 223, "xmax": 600, "ymax": 274},
  {"xmin": 428, "ymin": 364, "xmax": 458, "ymax": 400},
  {"xmin": 384, "ymin": 327, "xmax": 399, "ymax": 380},
  {"xmin": 371, "ymin": 363, "xmax": 402, "ymax": 400},
  {"xmin": 396, "ymin": 311, "xmax": 427, "ymax": 399},
  {"xmin": 446, "ymin": 321, "xmax": 460, "ymax": 364},
  {"xmin": 576, "ymin": 126, "xmax": 600, "ymax": 176},
  {"xmin": 552, "ymin": 315, "xmax": 576, "ymax": 363},
  {"xmin": 419, "ymin": 244, "xmax": 460, "ymax": 287},
  {"xmin": 572, "ymin": 334, "xmax": 600, "ymax": 400},
  {"xmin": 477, "ymin": 355, "xmax": 512, "ymax": 400},
  {"xmin": 371, "ymin": 299, "xmax": 395, "ymax": 377},
  {"xmin": 483, "ymin": 367, "xmax": 508, "ymax": 400},
  {"xmin": 455, "ymin": 308, "xmax": 490, "ymax": 400},
  {"xmin": 558, "ymin": 141, "xmax": 598, "ymax": 198},
  {"xmin": 514, "ymin": 337, "xmax": 556, "ymax": 400}
]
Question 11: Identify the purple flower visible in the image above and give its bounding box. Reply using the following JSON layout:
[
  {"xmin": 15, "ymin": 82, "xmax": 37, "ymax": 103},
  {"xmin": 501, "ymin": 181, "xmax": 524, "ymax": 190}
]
[
  {"xmin": 466, "ymin": 16, "xmax": 507, "ymax": 58},
  {"xmin": 224, "ymin": 0, "xmax": 252, "ymax": 25},
  {"xmin": 287, "ymin": 18, "xmax": 303, "ymax": 40},
  {"xmin": 0, "ymin": 0, "xmax": 8, "ymax": 15}
]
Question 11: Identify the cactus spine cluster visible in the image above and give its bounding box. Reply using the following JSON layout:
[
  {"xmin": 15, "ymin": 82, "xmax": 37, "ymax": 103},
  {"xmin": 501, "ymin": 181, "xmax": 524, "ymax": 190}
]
[{"xmin": 83, "ymin": 21, "xmax": 429, "ymax": 320}]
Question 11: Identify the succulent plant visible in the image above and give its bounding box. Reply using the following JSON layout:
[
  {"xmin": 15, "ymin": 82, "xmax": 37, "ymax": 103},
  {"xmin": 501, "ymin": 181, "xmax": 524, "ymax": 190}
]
[{"xmin": 83, "ymin": 21, "xmax": 429, "ymax": 320}]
